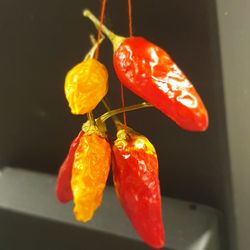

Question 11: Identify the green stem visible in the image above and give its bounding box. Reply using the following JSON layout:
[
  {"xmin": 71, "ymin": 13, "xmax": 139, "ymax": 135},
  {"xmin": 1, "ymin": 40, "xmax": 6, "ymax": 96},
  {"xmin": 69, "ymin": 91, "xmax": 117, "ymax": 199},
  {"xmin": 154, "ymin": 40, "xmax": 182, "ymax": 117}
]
[
  {"xmin": 98, "ymin": 102, "xmax": 153, "ymax": 123},
  {"xmin": 102, "ymin": 99, "xmax": 122, "ymax": 128},
  {"xmin": 84, "ymin": 34, "xmax": 105, "ymax": 60},
  {"xmin": 87, "ymin": 112, "xmax": 95, "ymax": 126},
  {"xmin": 89, "ymin": 34, "xmax": 96, "ymax": 45},
  {"xmin": 83, "ymin": 9, "xmax": 125, "ymax": 51}
]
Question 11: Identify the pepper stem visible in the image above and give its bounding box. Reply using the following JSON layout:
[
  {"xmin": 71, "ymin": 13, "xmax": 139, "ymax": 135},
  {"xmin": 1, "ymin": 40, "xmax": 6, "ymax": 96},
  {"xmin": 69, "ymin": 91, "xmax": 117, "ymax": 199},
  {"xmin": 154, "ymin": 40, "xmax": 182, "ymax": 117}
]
[
  {"xmin": 102, "ymin": 99, "xmax": 122, "ymax": 129},
  {"xmin": 87, "ymin": 112, "xmax": 95, "ymax": 126},
  {"xmin": 84, "ymin": 33, "xmax": 105, "ymax": 61},
  {"xmin": 98, "ymin": 102, "xmax": 153, "ymax": 123},
  {"xmin": 83, "ymin": 9, "xmax": 126, "ymax": 51}
]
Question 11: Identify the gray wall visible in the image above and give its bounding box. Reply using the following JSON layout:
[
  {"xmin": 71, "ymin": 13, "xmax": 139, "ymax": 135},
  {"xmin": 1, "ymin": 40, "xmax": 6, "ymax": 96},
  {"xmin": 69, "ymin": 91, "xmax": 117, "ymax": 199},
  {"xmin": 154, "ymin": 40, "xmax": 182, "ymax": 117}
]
[{"xmin": 216, "ymin": 0, "xmax": 250, "ymax": 249}]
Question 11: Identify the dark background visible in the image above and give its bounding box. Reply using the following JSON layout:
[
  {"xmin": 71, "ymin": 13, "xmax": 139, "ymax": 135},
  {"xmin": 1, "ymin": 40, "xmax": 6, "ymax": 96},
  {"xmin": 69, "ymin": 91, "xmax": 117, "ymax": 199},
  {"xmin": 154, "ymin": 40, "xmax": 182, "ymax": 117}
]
[{"xmin": 0, "ymin": 0, "xmax": 233, "ymax": 247}]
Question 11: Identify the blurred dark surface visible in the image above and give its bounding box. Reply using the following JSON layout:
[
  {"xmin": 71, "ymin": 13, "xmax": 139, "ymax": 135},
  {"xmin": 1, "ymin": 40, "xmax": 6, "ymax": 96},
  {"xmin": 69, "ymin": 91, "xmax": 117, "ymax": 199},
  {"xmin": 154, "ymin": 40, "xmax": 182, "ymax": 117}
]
[
  {"xmin": 0, "ymin": 0, "xmax": 230, "ymax": 225},
  {"xmin": 0, "ymin": 167, "xmax": 222, "ymax": 250},
  {"xmin": 0, "ymin": 209, "xmax": 158, "ymax": 250}
]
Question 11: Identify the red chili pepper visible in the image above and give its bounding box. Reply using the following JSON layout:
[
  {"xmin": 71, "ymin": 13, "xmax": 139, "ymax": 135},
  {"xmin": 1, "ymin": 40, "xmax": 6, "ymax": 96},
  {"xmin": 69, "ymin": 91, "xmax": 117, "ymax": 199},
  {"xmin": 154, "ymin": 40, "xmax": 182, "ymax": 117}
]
[
  {"xmin": 84, "ymin": 10, "xmax": 209, "ymax": 131},
  {"xmin": 112, "ymin": 128, "xmax": 165, "ymax": 249},
  {"xmin": 113, "ymin": 37, "xmax": 208, "ymax": 131},
  {"xmin": 56, "ymin": 131, "xmax": 84, "ymax": 203}
]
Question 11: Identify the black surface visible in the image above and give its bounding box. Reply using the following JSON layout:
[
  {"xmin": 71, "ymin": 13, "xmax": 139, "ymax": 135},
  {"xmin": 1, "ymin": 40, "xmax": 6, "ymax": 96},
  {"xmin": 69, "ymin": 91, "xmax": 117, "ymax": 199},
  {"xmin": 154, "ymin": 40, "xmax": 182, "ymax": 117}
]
[
  {"xmin": 0, "ymin": 0, "xmax": 235, "ymax": 249},
  {"xmin": 0, "ymin": 0, "xmax": 230, "ymax": 209},
  {"xmin": 0, "ymin": 3, "xmax": 233, "ymax": 248}
]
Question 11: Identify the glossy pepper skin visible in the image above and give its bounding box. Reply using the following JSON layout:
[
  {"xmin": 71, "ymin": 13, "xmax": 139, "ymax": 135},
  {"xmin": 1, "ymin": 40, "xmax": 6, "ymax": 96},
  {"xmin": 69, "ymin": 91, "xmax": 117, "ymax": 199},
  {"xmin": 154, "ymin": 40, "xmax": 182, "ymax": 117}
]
[
  {"xmin": 113, "ymin": 37, "xmax": 208, "ymax": 131},
  {"xmin": 71, "ymin": 132, "xmax": 111, "ymax": 222},
  {"xmin": 56, "ymin": 131, "xmax": 84, "ymax": 203},
  {"xmin": 65, "ymin": 58, "xmax": 108, "ymax": 115},
  {"xmin": 112, "ymin": 129, "xmax": 165, "ymax": 249}
]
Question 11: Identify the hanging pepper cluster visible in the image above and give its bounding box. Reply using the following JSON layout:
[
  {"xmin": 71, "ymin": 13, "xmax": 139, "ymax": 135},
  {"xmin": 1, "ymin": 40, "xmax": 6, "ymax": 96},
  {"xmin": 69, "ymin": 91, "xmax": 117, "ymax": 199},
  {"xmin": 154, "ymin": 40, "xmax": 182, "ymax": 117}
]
[{"xmin": 56, "ymin": 8, "xmax": 208, "ymax": 249}]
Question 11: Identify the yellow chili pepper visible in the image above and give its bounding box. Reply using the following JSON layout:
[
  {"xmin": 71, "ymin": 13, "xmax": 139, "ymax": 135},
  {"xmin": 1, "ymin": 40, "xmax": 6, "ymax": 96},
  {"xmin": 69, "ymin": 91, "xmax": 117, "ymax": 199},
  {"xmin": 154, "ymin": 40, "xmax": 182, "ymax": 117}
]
[
  {"xmin": 71, "ymin": 132, "xmax": 111, "ymax": 222},
  {"xmin": 65, "ymin": 58, "xmax": 108, "ymax": 115}
]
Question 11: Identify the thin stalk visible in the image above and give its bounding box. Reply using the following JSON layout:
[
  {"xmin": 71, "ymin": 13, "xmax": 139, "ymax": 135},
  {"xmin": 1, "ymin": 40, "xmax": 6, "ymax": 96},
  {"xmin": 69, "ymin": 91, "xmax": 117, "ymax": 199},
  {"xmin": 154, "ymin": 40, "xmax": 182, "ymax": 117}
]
[
  {"xmin": 90, "ymin": 34, "xmax": 97, "ymax": 45},
  {"xmin": 83, "ymin": 9, "xmax": 125, "ymax": 51},
  {"xmin": 83, "ymin": 9, "xmax": 116, "ymax": 42},
  {"xmin": 87, "ymin": 112, "xmax": 95, "ymax": 126},
  {"xmin": 98, "ymin": 102, "xmax": 152, "ymax": 123},
  {"xmin": 84, "ymin": 34, "xmax": 105, "ymax": 61},
  {"xmin": 102, "ymin": 99, "xmax": 122, "ymax": 128}
]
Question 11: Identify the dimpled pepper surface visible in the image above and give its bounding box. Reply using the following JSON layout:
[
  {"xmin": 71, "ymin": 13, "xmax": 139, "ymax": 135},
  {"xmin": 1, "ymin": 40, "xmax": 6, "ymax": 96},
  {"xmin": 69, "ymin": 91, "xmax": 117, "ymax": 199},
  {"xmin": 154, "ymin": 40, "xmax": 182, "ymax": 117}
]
[
  {"xmin": 71, "ymin": 133, "xmax": 111, "ymax": 222},
  {"xmin": 56, "ymin": 131, "xmax": 84, "ymax": 203},
  {"xmin": 113, "ymin": 37, "xmax": 208, "ymax": 131},
  {"xmin": 112, "ymin": 129, "xmax": 165, "ymax": 248},
  {"xmin": 65, "ymin": 58, "xmax": 108, "ymax": 115}
]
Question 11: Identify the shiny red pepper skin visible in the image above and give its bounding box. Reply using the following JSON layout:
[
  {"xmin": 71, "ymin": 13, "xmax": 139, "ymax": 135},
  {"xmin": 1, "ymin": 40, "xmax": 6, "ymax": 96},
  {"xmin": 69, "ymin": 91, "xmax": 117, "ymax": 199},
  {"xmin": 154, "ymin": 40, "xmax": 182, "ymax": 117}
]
[
  {"xmin": 56, "ymin": 131, "xmax": 84, "ymax": 203},
  {"xmin": 112, "ymin": 129, "xmax": 165, "ymax": 248},
  {"xmin": 113, "ymin": 37, "xmax": 208, "ymax": 131}
]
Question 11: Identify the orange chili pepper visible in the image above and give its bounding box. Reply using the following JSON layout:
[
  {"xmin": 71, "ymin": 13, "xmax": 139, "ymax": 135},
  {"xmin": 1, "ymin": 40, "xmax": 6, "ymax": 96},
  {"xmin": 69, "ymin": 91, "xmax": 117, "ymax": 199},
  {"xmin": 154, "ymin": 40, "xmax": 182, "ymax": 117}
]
[
  {"xmin": 65, "ymin": 58, "xmax": 108, "ymax": 115},
  {"xmin": 71, "ymin": 132, "xmax": 111, "ymax": 222}
]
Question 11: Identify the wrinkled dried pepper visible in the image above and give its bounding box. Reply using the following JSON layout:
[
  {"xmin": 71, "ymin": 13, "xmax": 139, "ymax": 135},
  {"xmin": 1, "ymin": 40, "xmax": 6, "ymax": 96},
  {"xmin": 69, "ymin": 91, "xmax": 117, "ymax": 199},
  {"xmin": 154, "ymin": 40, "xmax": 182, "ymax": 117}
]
[
  {"xmin": 65, "ymin": 58, "xmax": 108, "ymax": 115},
  {"xmin": 84, "ymin": 10, "xmax": 209, "ymax": 131},
  {"xmin": 112, "ymin": 127, "xmax": 164, "ymax": 248},
  {"xmin": 71, "ymin": 131, "xmax": 111, "ymax": 222},
  {"xmin": 113, "ymin": 37, "xmax": 208, "ymax": 131},
  {"xmin": 55, "ymin": 8, "xmax": 211, "ymax": 250},
  {"xmin": 56, "ymin": 130, "xmax": 84, "ymax": 203}
]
